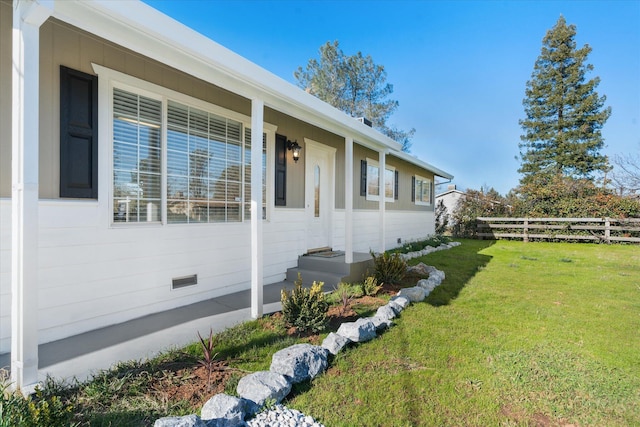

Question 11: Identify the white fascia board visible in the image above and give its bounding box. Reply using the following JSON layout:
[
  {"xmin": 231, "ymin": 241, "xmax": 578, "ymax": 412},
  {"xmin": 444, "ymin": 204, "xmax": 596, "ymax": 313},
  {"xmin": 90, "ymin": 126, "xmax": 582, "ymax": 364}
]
[
  {"xmin": 436, "ymin": 189, "xmax": 465, "ymax": 198},
  {"xmin": 390, "ymin": 149, "xmax": 454, "ymax": 180},
  {"xmin": 48, "ymin": 0, "xmax": 400, "ymax": 153}
]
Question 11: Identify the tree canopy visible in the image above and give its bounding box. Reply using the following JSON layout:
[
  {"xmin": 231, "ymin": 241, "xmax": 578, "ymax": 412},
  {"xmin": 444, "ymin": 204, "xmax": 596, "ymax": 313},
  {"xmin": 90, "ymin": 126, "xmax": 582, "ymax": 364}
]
[
  {"xmin": 518, "ymin": 16, "xmax": 611, "ymax": 183},
  {"xmin": 295, "ymin": 41, "xmax": 414, "ymax": 152}
]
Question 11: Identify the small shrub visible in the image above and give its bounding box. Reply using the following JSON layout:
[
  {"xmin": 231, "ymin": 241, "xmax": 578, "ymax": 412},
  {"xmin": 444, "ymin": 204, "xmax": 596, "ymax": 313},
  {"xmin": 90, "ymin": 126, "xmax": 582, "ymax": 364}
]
[
  {"xmin": 281, "ymin": 273, "xmax": 328, "ymax": 333},
  {"xmin": 370, "ymin": 251, "xmax": 407, "ymax": 284},
  {"xmin": 0, "ymin": 377, "xmax": 75, "ymax": 427},
  {"xmin": 197, "ymin": 328, "xmax": 219, "ymax": 390},
  {"xmin": 333, "ymin": 282, "xmax": 354, "ymax": 315},
  {"xmin": 360, "ymin": 275, "xmax": 381, "ymax": 296}
]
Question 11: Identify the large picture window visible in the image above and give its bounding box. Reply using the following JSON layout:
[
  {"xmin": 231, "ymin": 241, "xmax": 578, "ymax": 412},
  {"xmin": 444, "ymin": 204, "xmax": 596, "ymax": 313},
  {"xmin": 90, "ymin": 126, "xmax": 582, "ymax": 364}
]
[{"xmin": 111, "ymin": 86, "xmax": 266, "ymax": 224}]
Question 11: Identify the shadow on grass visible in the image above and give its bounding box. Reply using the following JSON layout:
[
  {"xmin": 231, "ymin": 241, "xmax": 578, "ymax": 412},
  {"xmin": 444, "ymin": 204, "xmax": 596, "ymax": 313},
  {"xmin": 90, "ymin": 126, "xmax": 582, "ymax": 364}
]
[{"xmin": 417, "ymin": 239, "xmax": 495, "ymax": 307}]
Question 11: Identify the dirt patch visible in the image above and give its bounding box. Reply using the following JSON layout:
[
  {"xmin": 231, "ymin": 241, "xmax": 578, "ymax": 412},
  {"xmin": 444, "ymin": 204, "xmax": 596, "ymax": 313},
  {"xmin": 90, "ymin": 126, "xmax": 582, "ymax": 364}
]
[
  {"xmin": 500, "ymin": 404, "xmax": 578, "ymax": 427},
  {"xmin": 153, "ymin": 363, "xmax": 235, "ymax": 408},
  {"xmin": 143, "ymin": 280, "xmax": 418, "ymax": 410}
]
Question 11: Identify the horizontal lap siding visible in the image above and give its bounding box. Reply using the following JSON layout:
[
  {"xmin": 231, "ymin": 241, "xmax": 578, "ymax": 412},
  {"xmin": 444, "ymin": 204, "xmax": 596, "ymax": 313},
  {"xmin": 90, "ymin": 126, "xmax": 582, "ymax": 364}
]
[
  {"xmin": 332, "ymin": 209, "xmax": 435, "ymax": 254},
  {"xmin": 0, "ymin": 200, "xmax": 305, "ymax": 350},
  {"xmin": 263, "ymin": 208, "xmax": 307, "ymax": 282},
  {"xmin": 385, "ymin": 210, "xmax": 435, "ymax": 248},
  {"xmin": 37, "ymin": 202, "xmax": 254, "ymax": 344}
]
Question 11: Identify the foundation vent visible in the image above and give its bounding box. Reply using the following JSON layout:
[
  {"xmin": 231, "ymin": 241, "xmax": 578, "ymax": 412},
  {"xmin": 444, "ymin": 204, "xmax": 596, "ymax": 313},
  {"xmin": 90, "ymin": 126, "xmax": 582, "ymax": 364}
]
[{"xmin": 172, "ymin": 274, "xmax": 198, "ymax": 290}]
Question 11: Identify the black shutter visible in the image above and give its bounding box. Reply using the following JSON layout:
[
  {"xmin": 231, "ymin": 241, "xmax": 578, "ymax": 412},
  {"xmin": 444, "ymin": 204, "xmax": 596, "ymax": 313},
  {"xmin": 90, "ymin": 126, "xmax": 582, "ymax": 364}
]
[
  {"xmin": 360, "ymin": 160, "xmax": 367, "ymax": 197},
  {"xmin": 274, "ymin": 134, "xmax": 287, "ymax": 206},
  {"xmin": 411, "ymin": 176, "xmax": 416, "ymax": 202},
  {"xmin": 394, "ymin": 170, "xmax": 399, "ymax": 200},
  {"xmin": 60, "ymin": 66, "xmax": 98, "ymax": 199},
  {"xmin": 431, "ymin": 180, "xmax": 435, "ymax": 204}
]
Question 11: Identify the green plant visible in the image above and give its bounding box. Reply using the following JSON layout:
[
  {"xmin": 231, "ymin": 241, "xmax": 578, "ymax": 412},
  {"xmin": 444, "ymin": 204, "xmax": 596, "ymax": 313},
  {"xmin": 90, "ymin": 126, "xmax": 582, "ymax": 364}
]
[
  {"xmin": 280, "ymin": 273, "xmax": 328, "ymax": 333},
  {"xmin": 197, "ymin": 328, "xmax": 220, "ymax": 390},
  {"xmin": 360, "ymin": 275, "xmax": 381, "ymax": 297},
  {"xmin": 0, "ymin": 378, "xmax": 76, "ymax": 427},
  {"xmin": 333, "ymin": 282, "xmax": 354, "ymax": 315},
  {"xmin": 370, "ymin": 251, "xmax": 407, "ymax": 284}
]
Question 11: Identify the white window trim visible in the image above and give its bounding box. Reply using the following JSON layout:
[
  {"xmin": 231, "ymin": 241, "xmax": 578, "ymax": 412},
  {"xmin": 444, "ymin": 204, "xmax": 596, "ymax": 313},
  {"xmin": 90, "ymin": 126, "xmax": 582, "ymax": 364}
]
[
  {"xmin": 365, "ymin": 158, "xmax": 395, "ymax": 202},
  {"xmin": 92, "ymin": 64, "xmax": 276, "ymax": 226},
  {"xmin": 414, "ymin": 174, "xmax": 433, "ymax": 206}
]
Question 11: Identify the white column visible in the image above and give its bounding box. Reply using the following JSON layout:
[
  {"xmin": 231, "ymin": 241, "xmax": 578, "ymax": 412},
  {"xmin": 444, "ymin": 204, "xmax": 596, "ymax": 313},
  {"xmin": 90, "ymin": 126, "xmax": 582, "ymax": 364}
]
[
  {"xmin": 250, "ymin": 98, "xmax": 264, "ymax": 319},
  {"xmin": 378, "ymin": 150, "xmax": 386, "ymax": 253},
  {"xmin": 11, "ymin": 0, "xmax": 52, "ymax": 391},
  {"xmin": 344, "ymin": 137, "xmax": 353, "ymax": 263}
]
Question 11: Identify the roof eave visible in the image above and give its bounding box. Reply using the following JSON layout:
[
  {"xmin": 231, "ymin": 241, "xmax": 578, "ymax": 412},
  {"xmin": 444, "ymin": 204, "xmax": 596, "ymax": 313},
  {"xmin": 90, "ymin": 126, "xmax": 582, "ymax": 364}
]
[{"xmin": 48, "ymin": 0, "xmax": 401, "ymax": 152}]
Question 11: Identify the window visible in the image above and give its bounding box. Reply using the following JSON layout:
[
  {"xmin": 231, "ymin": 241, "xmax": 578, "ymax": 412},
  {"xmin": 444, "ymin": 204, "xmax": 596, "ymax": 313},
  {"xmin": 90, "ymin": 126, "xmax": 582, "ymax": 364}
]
[
  {"xmin": 165, "ymin": 101, "xmax": 244, "ymax": 223},
  {"xmin": 314, "ymin": 164, "xmax": 320, "ymax": 217},
  {"xmin": 110, "ymin": 85, "xmax": 267, "ymax": 224},
  {"xmin": 243, "ymin": 128, "xmax": 267, "ymax": 220},
  {"xmin": 113, "ymin": 89, "xmax": 162, "ymax": 223},
  {"xmin": 414, "ymin": 175, "xmax": 433, "ymax": 206},
  {"xmin": 364, "ymin": 158, "xmax": 395, "ymax": 202}
]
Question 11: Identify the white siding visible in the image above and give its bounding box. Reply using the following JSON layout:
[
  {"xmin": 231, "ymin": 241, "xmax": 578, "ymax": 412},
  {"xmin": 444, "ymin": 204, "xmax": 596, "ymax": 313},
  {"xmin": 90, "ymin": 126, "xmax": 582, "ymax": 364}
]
[
  {"xmin": 332, "ymin": 209, "xmax": 435, "ymax": 254},
  {"xmin": 0, "ymin": 199, "xmax": 308, "ymax": 353}
]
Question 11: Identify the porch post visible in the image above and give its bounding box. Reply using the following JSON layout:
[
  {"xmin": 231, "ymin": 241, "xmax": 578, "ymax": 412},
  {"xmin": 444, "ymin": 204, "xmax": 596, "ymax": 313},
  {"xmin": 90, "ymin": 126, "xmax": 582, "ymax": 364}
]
[
  {"xmin": 378, "ymin": 150, "xmax": 386, "ymax": 253},
  {"xmin": 11, "ymin": 0, "xmax": 52, "ymax": 391},
  {"xmin": 344, "ymin": 137, "xmax": 353, "ymax": 263},
  {"xmin": 250, "ymin": 98, "xmax": 264, "ymax": 319}
]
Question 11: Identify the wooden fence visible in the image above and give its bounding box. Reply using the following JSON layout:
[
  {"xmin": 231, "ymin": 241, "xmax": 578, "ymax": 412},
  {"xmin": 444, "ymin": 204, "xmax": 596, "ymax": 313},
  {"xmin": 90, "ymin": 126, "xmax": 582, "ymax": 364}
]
[{"xmin": 476, "ymin": 217, "xmax": 640, "ymax": 243}]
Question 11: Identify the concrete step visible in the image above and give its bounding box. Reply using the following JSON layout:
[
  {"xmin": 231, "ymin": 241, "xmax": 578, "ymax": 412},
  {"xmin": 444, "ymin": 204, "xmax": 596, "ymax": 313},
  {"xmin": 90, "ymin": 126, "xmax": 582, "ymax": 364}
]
[
  {"xmin": 297, "ymin": 255, "xmax": 352, "ymax": 275},
  {"xmin": 285, "ymin": 268, "xmax": 345, "ymax": 289},
  {"xmin": 285, "ymin": 252, "xmax": 375, "ymax": 290}
]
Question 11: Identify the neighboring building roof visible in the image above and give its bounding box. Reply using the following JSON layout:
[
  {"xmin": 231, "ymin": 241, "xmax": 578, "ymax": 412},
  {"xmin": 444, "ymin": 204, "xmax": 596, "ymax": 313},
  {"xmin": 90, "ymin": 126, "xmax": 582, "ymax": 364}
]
[
  {"xmin": 48, "ymin": 0, "xmax": 452, "ymax": 179},
  {"xmin": 436, "ymin": 185, "xmax": 465, "ymax": 198}
]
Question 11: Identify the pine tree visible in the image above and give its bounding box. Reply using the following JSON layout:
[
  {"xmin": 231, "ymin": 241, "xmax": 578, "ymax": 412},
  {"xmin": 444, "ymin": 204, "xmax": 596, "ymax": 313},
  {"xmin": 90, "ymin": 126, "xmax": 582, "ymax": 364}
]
[
  {"xmin": 295, "ymin": 41, "xmax": 415, "ymax": 152},
  {"xmin": 518, "ymin": 16, "xmax": 611, "ymax": 183}
]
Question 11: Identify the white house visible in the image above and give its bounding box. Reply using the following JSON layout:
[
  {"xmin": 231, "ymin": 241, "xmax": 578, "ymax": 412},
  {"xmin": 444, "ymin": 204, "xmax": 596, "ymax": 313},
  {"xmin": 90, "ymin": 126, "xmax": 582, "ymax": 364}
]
[
  {"xmin": 1, "ymin": 0, "xmax": 452, "ymax": 389},
  {"xmin": 435, "ymin": 184, "xmax": 465, "ymax": 224}
]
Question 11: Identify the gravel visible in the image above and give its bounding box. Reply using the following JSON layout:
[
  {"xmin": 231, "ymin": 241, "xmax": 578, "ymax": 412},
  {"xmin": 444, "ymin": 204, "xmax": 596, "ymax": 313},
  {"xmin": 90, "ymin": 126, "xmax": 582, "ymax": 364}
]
[{"xmin": 246, "ymin": 404, "xmax": 325, "ymax": 427}]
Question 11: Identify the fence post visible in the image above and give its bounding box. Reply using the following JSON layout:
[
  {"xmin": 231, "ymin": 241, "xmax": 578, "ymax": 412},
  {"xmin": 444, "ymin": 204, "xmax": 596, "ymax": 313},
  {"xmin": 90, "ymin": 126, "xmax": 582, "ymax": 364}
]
[
  {"xmin": 523, "ymin": 218, "xmax": 529, "ymax": 243},
  {"xmin": 604, "ymin": 217, "xmax": 611, "ymax": 244}
]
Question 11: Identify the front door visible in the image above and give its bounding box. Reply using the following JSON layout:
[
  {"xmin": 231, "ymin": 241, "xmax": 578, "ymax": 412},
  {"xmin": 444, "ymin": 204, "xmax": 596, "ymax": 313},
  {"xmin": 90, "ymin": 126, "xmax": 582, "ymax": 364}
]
[{"xmin": 304, "ymin": 140, "xmax": 336, "ymax": 251}]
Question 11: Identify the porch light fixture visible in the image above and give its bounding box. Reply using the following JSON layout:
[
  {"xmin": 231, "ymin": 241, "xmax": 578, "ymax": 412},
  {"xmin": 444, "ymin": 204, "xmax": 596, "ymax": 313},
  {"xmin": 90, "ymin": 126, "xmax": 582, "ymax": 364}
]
[{"xmin": 287, "ymin": 139, "xmax": 302, "ymax": 163}]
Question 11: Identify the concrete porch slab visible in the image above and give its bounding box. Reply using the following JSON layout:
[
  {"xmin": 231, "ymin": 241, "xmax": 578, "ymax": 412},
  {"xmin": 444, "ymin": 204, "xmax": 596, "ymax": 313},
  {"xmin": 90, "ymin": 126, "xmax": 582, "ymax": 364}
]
[{"xmin": 0, "ymin": 280, "xmax": 289, "ymax": 384}]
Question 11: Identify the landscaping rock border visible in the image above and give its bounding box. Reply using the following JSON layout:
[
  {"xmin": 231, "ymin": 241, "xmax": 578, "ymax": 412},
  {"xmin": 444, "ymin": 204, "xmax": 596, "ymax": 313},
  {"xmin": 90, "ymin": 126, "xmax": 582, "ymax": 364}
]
[{"xmin": 154, "ymin": 242, "xmax": 458, "ymax": 427}]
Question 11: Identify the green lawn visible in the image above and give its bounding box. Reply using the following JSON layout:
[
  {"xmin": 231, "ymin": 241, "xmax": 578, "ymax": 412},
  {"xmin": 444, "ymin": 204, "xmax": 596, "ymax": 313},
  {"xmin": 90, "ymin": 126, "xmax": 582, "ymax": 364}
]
[
  {"xmin": 9, "ymin": 239, "xmax": 637, "ymax": 426},
  {"xmin": 288, "ymin": 239, "xmax": 640, "ymax": 426}
]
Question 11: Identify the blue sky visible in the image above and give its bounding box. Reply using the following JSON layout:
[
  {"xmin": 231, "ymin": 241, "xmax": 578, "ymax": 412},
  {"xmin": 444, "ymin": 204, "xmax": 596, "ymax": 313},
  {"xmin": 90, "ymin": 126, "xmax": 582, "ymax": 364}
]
[{"xmin": 144, "ymin": 0, "xmax": 639, "ymax": 195}]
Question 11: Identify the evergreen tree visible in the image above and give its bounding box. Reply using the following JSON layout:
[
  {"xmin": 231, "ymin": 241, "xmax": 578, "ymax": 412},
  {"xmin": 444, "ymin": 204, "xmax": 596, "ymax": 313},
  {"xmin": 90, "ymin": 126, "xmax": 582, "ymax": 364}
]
[
  {"xmin": 518, "ymin": 16, "xmax": 611, "ymax": 183},
  {"xmin": 295, "ymin": 41, "xmax": 415, "ymax": 152}
]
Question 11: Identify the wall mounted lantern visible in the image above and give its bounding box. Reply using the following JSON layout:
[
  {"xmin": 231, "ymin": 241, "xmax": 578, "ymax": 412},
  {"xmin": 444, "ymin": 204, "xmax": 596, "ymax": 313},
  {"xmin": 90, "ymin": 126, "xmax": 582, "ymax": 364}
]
[{"xmin": 287, "ymin": 139, "xmax": 302, "ymax": 163}]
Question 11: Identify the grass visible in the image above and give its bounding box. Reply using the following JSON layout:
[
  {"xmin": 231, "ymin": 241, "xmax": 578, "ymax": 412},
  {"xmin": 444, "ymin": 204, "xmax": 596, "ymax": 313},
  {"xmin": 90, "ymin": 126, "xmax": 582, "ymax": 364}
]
[
  {"xmin": 288, "ymin": 240, "xmax": 640, "ymax": 426},
  {"xmin": 7, "ymin": 239, "xmax": 639, "ymax": 426}
]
